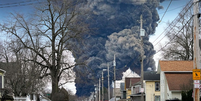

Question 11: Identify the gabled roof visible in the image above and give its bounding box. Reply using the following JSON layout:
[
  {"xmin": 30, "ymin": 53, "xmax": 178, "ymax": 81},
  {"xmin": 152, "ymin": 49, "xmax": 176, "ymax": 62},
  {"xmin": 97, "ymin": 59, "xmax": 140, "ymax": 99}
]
[
  {"xmin": 158, "ymin": 60, "xmax": 193, "ymax": 72},
  {"xmin": 122, "ymin": 68, "xmax": 140, "ymax": 80},
  {"xmin": 144, "ymin": 71, "xmax": 160, "ymax": 81},
  {"xmin": 165, "ymin": 73, "xmax": 192, "ymax": 91},
  {"xmin": 125, "ymin": 77, "xmax": 140, "ymax": 89}
]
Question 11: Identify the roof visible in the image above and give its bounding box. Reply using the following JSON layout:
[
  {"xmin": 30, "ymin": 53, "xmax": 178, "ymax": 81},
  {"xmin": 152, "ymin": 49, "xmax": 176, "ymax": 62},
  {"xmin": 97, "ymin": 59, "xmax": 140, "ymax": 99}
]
[
  {"xmin": 0, "ymin": 69, "xmax": 6, "ymax": 74},
  {"xmin": 158, "ymin": 60, "xmax": 193, "ymax": 71},
  {"xmin": 144, "ymin": 71, "xmax": 160, "ymax": 80},
  {"xmin": 133, "ymin": 81, "xmax": 141, "ymax": 86},
  {"xmin": 122, "ymin": 68, "xmax": 140, "ymax": 80},
  {"xmin": 125, "ymin": 77, "xmax": 140, "ymax": 89},
  {"xmin": 165, "ymin": 73, "xmax": 192, "ymax": 91}
]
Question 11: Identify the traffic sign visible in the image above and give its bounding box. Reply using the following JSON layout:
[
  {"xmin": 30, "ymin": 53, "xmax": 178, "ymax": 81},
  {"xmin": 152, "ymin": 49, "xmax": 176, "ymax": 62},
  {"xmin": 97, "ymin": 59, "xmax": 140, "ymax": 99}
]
[
  {"xmin": 194, "ymin": 80, "xmax": 200, "ymax": 88},
  {"xmin": 193, "ymin": 69, "xmax": 200, "ymax": 80}
]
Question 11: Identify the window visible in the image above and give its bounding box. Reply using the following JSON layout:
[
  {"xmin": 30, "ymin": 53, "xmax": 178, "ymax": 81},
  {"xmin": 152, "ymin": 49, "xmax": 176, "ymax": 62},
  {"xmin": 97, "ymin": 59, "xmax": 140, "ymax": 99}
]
[
  {"xmin": 155, "ymin": 96, "xmax": 160, "ymax": 101},
  {"xmin": 155, "ymin": 82, "xmax": 160, "ymax": 91}
]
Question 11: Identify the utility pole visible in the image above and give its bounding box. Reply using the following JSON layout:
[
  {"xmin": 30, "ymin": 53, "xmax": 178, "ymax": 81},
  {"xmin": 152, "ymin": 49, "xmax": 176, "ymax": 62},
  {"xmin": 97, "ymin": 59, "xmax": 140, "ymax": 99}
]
[
  {"xmin": 94, "ymin": 85, "xmax": 97, "ymax": 101},
  {"xmin": 99, "ymin": 78, "xmax": 101, "ymax": 101},
  {"xmin": 102, "ymin": 69, "xmax": 107, "ymax": 101},
  {"xmin": 96, "ymin": 85, "xmax": 98, "ymax": 101},
  {"xmin": 140, "ymin": 15, "xmax": 145, "ymax": 101},
  {"xmin": 102, "ymin": 71, "xmax": 104, "ymax": 101},
  {"xmin": 113, "ymin": 55, "xmax": 116, "ymax": 101},
  {"xmin": 93, "ymin": 91, "xmax": 95, "ymax": 101},
  {"xmin": 193, "ymin": 0, "xmax": 200, "ymax": 101},
  {"xmin": 108, "ymin": 64, "xmax": 110, "ymax": 100}
]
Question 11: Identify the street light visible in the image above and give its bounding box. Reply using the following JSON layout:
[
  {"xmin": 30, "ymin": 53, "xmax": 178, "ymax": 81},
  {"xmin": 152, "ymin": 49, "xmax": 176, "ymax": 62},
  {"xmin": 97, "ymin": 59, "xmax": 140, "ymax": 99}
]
[{"xmin": 102, "ymin": 69, "xmax": 107, "ymax": 101}]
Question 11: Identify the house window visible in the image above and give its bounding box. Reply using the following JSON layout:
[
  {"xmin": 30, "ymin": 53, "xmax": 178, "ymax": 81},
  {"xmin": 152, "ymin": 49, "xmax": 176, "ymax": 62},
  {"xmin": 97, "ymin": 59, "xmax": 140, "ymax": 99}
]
[
  {"xmin": 155, "ymin": 96, "xmax": 160, "ymax": 101},
  {"xmin": 155, "ymin": 82, "xmax": 160, "ymax": 91}
]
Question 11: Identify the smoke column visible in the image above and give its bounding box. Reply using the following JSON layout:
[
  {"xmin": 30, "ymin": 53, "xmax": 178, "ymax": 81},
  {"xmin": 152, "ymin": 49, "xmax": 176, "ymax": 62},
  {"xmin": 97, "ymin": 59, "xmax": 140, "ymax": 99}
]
[{"xmin": 73, "ymin": 0, "xmax": 165, "ymax": 96}]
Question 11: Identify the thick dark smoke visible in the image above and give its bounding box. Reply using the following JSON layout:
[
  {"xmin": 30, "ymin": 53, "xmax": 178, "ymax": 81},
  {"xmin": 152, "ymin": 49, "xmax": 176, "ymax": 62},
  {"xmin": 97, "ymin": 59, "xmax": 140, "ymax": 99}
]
[{"xmin": 73, "ymin": 0, "xmax": 164, "ymax": 97}]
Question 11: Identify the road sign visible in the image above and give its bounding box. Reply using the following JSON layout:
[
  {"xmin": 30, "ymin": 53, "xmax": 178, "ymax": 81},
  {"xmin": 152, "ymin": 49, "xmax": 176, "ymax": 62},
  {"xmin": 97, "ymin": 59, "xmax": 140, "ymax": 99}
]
[
  {"xmin": 193, "ymin": 69, "xmax": 201, "ymax": 80},
  {"xmin": 194, "ymin": 80, "xmax": 200, "ymax": 88},
  {"xmin": 140, "ymin": 88, "xmax": 144, "ymax": 93}
]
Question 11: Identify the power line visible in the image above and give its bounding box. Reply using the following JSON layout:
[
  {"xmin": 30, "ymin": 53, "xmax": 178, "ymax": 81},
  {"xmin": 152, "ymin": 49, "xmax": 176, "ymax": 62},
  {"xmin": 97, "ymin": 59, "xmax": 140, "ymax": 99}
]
[
  {"xmin": 0, "ymin": 0, "xmax": 36, "ymax": 6},
  {"xmin": 158, "ymin": 4, "xmax": 186, "ymax": 15},
  {"xmin": 0, "ymin": 0, "xmax": 44, "ymax": 8},
  {"xmin": 158, "ymin": 0, "xmax": 173, "ymax": 23},
  {"xmin": 152, "ymin": 0, "xmax": 193, "ymax": 45},
  {"xmin": 155, "ymin": 14, "xmax": 194, "ymax": 54},
  {"xmin": 0, "ymin": 0, "xmax": 184, "ymax": 9}
]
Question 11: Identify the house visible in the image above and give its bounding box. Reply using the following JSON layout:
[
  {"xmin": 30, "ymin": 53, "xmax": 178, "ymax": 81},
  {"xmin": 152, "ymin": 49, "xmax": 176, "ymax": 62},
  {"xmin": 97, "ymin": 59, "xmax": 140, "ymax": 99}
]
[
  {"xmin": 0, "ymin": 69, "xmax": 14, "ymax": 101},
  {"xmin": 129, "ymin": 71, "xmax": 160, "ymax": 101},
  {"xmin": 111, "ymin": 80, "xmax": 123, "ymax": 101},
  {"xmin": 144, "ymin": 71, "xmax": 160, "ymax": 101},
  {"xmin": 110, "ymin": 68, "xmax": 140, "ymax": 101},
  {"xmin": 122, "ymin": 68, "xmax": 140, "ymax": 100},
  {"xmin": 0, "ymin": 69, "xmax": 6, "ymax": 97},
  {"xmin": 0, "ymin": 69, "xmax": 6, "ymax": 89},
  {"xmin": 129, "ymin": 81, "xmax": 142, "ymax": 101},
  {"xmin": 124, "ymin": 77, "xmax": 140, "ymax": 100},
  {"xmin": 157, "ymin": 60, "xmax": 193, "ymax": 101}
]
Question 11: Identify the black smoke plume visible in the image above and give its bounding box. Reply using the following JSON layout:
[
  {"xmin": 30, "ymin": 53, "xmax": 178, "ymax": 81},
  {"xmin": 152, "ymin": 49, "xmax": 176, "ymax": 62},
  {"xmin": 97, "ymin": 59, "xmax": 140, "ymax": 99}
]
[{"xmin": 72, "ymin": 0, "xmax": 164, "ymax": 97}]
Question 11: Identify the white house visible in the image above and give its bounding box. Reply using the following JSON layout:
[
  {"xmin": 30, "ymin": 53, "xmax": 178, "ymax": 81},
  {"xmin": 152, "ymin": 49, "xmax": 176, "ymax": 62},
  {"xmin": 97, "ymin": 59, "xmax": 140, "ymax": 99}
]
[
  {"xmin": 111, "ymin": 68, "xmax": 140, "ymax": 100},
  {"xmin": 0, "ymin": 69, "xmax": 6, "ymax": 89},
  {"xmin": 157, "ymin": 60, "xmax": 193, "ymax": 101}
]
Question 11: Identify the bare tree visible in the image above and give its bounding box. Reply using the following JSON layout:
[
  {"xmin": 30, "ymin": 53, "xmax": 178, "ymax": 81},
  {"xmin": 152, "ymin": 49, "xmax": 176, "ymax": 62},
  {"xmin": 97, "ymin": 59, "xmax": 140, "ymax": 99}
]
[
  {"xmin": 0, "ymin": 0, "xmax": 88, "ymax": 100},
  {"xmin": 0, "ymin": 40, "xmax": 45, "ymax": 96},
  {"xmin": 160, "ymin": 1, "xmax": 194, "ymax": 60}
]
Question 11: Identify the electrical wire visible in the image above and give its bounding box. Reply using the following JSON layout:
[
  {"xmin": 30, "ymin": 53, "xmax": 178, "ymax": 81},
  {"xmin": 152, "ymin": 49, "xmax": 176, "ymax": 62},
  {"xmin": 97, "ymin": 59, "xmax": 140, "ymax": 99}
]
[
  {"xmin": 153, "ymin": 0, "xmax": 201, "ymax": 56},
  {"xmin": 158, "ymin": 0, "xmax": 173, "ymax": 23},
  {"xmin": 0, "ymin": 0, "xmax": 195, "ymax": 91},
  {"xmin": 158, "ymin": 4, "xmax": 186, "ymax": 14},
  {"xmin": 0, "ymin": 0, "xmax": 44, "ymax": 8},
  {"xmin": 155, "ymin": 14, "xmax": 194, "ymax": 54},
  {"xmin": 74, "ymin": 0, "xmax": 195, "ymax": 87},
  {"xmin": 152, "ymin": 0, "xmax": 192, "ymax": 44},
  {"xmin": 152, "ymin": 0, "xmax": 193, "ymax": 45},
  {"xmin": 0, "ymin": 0, "xmax": 184, "ymax": 9},
  {"xmin": 0, "ymin": 0, "xmax": 36, "ymax": 6}
]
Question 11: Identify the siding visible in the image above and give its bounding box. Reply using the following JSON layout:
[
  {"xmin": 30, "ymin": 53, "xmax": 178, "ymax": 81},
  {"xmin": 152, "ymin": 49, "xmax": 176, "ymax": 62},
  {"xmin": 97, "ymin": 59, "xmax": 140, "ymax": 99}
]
[
  {"xmin": 145, "ymin": 81, "xmax": 161, "ymax": 101},
  {"xmin": 145, "ymin": 82, "xmax": 154, "ymax": 101},
  {"xmin": 126, "ymin": 90, "xmax": 131, "ymax": 99}
]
